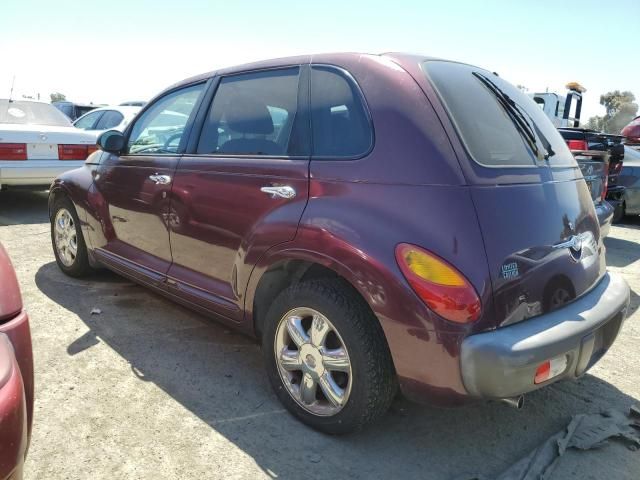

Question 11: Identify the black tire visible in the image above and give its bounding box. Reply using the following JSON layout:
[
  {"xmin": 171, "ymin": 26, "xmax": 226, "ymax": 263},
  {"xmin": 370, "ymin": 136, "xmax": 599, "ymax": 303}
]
[
  {"xmin": 50, "ymin": 196, "xmax": 93, "ymax": 277},
  {"xmin": 262, "ymin": 278, "xmax": 397, "ymax": 434}
]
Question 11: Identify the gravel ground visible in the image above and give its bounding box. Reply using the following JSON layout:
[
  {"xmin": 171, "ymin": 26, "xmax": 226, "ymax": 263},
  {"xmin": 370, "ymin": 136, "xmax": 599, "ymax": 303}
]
[{"xmin": 1, "ymin": 188, "xmax": 639, "ymax": 480}]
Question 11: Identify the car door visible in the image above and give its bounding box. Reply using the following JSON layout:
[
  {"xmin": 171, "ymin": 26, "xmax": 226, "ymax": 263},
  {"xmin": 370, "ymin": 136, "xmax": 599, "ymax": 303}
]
[
  {"xmin": 166, "ymin": 67, "xmax": 310, "ymax": 321},
  {"xmin": 91, "ymin": 82, "xmax": 207, "ymax": 285},
  {"xmin": 94, "ymin": 110, "xmax": 124, "ymax": 131}
]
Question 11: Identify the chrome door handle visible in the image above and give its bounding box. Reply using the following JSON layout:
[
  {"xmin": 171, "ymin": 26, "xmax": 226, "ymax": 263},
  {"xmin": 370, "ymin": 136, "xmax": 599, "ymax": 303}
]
[
  {"xmin": 260, "ymin": 185, "xmax": 296, "ymax": 199},
  {"xmin": 149, "ymin": 174, "xmax": 172, "ymax": 185}
]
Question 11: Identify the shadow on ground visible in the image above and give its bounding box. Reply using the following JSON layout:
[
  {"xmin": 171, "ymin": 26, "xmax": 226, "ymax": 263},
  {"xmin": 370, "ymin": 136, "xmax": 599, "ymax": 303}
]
[
  {"xmin": 34, "ymin": 262, "xmax": 640, "ymax": 480},
  {"xmin": 0, "ymin": 189, "xmax": 50, "ymax": 226}
]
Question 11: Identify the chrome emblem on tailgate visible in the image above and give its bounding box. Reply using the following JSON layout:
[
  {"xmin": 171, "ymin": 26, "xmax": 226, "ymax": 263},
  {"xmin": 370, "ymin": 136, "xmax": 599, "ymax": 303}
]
[{"xmin": 553, "ymin": 231, "xmax": 597, "ymax": 262}]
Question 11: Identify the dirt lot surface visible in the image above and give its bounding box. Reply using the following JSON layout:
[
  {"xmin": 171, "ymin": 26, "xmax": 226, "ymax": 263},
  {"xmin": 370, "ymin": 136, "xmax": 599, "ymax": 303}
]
[{"xmin": 1, "ymin": 189, "xmax": 639, "ymax": 480}]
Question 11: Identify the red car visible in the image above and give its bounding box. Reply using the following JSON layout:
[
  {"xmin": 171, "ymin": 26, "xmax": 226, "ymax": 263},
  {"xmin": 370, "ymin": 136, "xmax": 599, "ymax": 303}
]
[
  {"xmin": 0, "ymin": 244, "xmax": 34, "ymax": 480},
  {"xmin": 622, "ymin": 116, "xmax": 640, "ymax": 144},
  {"xmin": 49, "ymin": 53, "xmax": 630, "ymax": 433}
]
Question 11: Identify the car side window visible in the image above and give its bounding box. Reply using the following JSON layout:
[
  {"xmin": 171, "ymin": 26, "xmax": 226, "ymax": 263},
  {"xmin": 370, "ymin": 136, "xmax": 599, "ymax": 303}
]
[
  {"xmin": 74, "ymin": 111, "xmax": 103, "ymax": 130},
  {"xmin": 95, "ymin": 110, "xmax": 124, "ymax": 130},
  {"xmin": 127, "ymin": 83, "xmax": 205, "ymax": 155},
  {"xmin": 197, "ymin": 67, "xmax": 301, "ymax": 156},
  {"xmin": 310, "ymin": 66, "xmax": 372, "ymax": 158}
]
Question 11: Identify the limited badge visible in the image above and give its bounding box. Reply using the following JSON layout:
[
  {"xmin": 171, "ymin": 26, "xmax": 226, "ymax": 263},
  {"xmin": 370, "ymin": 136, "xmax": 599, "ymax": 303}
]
[{"xmin": 501, "ymin": 262, "xmax": 519, "ymax": 279}]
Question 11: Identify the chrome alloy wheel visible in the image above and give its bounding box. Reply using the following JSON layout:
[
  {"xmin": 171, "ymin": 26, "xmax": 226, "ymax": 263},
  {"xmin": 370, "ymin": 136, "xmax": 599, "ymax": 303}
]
[
  {"xmin": 274, "ymin": 307, "xmax": 353, "ymax": 416},
  {"xmin": 54, "ymin": 208, "xmax": 78, "ymax": 267}
]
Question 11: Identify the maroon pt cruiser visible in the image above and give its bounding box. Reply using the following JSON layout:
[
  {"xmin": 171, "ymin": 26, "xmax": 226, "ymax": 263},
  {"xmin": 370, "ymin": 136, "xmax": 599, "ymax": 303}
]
[{"xmin": 49, "ymin": 53, "xmax": 630, "ymax": 434}]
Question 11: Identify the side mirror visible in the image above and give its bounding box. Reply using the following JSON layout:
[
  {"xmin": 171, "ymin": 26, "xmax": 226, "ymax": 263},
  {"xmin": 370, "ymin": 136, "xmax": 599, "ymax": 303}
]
[{"xmin": 97, "ymin": 130, "xmax": 125, "ymax": 154}]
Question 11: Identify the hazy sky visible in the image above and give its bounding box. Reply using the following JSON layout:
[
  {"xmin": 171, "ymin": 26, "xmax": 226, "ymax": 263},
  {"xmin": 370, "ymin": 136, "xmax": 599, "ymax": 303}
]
[{"xmin": 2, "ymin": 0, "xmax": 638, "ymax": 121}]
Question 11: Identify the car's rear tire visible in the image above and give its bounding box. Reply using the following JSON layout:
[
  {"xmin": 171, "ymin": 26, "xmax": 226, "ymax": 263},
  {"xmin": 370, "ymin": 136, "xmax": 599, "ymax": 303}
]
[
  {"xmin": 262, "ymin": 278, "xmax": 396, "ymax": 434},
  {"xmin": 50, "ymin": 196, "xmax": 93, "ymax": 277}
]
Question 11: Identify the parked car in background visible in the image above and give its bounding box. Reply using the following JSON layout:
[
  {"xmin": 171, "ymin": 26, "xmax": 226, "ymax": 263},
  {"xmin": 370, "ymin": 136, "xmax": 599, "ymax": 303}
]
[
  {"xmin": 52, "ymin": 101, "xmax": 98, "ymax": 121},
  {"xmin": 73, "ymin": 106, "xmax": 141, "ymax": 134},
  {"xmin": 618, "ymin": 146, "xmax": 640, "ymax": 219},
  {"xmin": 558, "ymin": 127, "xmax": 626, "ymax": 227},
  {"xmin": 0, "ymin": 99, "xmax": 97, "ymax": 188},
  {"xmin": 48, "ymin": 53, "xmax": 630, "ymax": 434},
  {"xmin": 0, "ymin": 243, "xmax": 34, "ymax": 480},
  {"xmin": 622, "ymin": 116, "xmax": 640, "ymax": 145},
  {"xmin": 119, "ymin": 101, "xmax": 147, "ymax": 107}
]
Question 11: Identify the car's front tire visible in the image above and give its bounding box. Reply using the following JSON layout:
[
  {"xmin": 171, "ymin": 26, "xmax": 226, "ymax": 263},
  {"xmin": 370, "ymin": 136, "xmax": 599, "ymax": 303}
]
[
  {"xmin": 262, "ymin": 278, "xmax": 396, "ymax": 434},
  {"xmin": 50, "ymin": 196, "xmax": 93, "ymax": 277}
]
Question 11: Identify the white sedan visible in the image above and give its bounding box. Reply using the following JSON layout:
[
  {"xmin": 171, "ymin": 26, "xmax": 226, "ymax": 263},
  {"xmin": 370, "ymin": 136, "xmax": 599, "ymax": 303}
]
[
  {"xmin": 73, "ymin": 105, "xmax": 141, "ymax": 134},
  {"xmin": 0, "ymin": 99, "xmax": 97, "ymax": 188}
]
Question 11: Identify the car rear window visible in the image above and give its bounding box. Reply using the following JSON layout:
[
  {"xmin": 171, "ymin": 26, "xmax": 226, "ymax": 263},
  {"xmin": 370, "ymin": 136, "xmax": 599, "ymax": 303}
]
[
  {"xmin": 0, "ymin": 100, "xmax": 72, "ymax": 127},
  {"xmin": 422, "ymin": 61, "xmax": 575, "ymax": 168}
]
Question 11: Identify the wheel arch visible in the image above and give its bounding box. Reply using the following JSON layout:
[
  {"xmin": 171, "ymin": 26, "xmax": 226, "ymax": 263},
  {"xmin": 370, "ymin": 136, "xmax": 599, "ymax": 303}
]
[
  {"xmin": 247, "ymin": 250, "xmax": 389, "ymax": 349},
  {"xmin": 48, "ymin": 183, "xmax": 73, "ymax": 219}
]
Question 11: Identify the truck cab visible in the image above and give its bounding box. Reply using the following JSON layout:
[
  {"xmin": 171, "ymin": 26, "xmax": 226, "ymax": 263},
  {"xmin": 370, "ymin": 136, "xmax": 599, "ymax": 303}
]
[{"xmin": 529, "ymin": 82, "xmax": 584, "ymax": 128}]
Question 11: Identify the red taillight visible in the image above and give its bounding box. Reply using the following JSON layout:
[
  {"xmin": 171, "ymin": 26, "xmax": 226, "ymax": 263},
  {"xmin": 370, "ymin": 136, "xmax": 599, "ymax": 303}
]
[
  {"xmin": 395, "ymin": 243, "xmax": 481, "ymax": 323},
  {"xmin": 610, "ymin": 161, "xmax": 623, "ymax": 174},
  {"xmin": 58, "ymin": 144, "xmax": 89, "ymax": 160},
  {"xmin": 567, "ymin": 139, "xmax": 588, "ymax": 151},
  {"xmin": 601, "ymin": 174, "xmax": 608, "ymax": 202},
  {"xmin": 87, "ymin": 145, "xmax": 99, "ymax": 156},
  {"xmin": 0, "ymin": 143, "xmax": 27, "ymax": 161}
]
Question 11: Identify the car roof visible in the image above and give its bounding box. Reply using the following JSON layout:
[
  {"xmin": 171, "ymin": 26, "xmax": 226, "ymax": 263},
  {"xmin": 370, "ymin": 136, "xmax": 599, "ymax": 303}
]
[
  {"xmin": 52, "ymin": 101, "xmax": 97, "ymax": 107},
  {"xmin": 82, "ymin": 105, "xmax": 141, "ymax": 114},
  {"xmin": 163, "ymin": 52, "xmax": 444, "ymax": 91}
]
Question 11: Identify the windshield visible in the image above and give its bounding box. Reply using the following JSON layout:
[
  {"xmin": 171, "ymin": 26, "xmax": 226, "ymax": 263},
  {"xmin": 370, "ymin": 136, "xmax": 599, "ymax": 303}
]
[
  {"xmin": 422, "ymin": 61, "xmax": 575, "ymax": 168},
  {"xmin": 624, "ymin": 146, "xmax": 640, "ymax": 162},
  {"xmin": 0, "ymin": 99, "xmax": 72, "ymax": 127}
]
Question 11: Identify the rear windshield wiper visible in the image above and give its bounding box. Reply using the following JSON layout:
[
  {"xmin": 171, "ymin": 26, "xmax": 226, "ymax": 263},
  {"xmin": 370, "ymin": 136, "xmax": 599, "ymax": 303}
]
[{"xmin": 473, "ymin": 72, "xmax": 555, "ymax": 161}]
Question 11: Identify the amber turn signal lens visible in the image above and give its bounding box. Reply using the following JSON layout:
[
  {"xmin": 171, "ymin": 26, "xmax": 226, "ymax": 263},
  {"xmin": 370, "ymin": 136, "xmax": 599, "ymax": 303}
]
[
  {"xmin": 402, "ymin": 249, "xmax": 466, "ymax": 287},
  {"xmin": 395, "ymin": 243, "xmax": 481, "ymax": 323}
]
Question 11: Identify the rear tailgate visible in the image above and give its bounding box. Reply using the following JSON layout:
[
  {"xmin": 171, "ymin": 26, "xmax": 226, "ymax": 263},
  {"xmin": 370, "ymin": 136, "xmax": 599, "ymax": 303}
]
[
  {"xmin": 573, "ymin": 151, "xmax": 609, "ymax": 203},
  {"xmin": 422, "ymin": 60, "xmax": 606, "ymax": 329}
]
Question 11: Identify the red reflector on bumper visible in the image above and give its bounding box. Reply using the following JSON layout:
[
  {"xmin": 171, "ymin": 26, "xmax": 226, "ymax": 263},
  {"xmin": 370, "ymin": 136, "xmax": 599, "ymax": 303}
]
[
  {"xmin": 534, "ymin": 355, "xmax": 568, "ymax": 384},
  {"xmin": 534, "ymin": 361, "xmax": 551, "ymax": 384}
]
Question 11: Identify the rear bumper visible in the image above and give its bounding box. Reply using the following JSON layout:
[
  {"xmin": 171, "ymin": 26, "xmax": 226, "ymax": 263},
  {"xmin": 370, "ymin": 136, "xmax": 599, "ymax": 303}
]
[
  {"xmin": 0, "ymin": 160, "xmax": 84, "ymax": 187},
  {"xmin": 595, "ymin": 200, "xmax": 613, "ymax": 237},
  {"xmin": 0, "ymin": 335, "xmax": 27, "ymax": 480},
  {"xmin": 606, "ymin": 185, "xmax": 625, "ymax": 202},
  {"xmin": 0, "ymin": 311, "xmax": 33, "ymax": 444},
  {"xmin": 460, "ymin": 271, "xmax": 630, "ymax": 399}
]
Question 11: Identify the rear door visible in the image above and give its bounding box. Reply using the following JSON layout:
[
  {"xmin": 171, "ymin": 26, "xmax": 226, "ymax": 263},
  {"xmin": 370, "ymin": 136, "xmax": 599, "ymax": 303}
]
[
  {"xmin": 166, "ymin": 67, "xmax": 310, "ymax": 321},
  {"xmin": 92, "ymin": 83, "xmax": 206, "ymax": 284},
  {"xmin": 94, "ymin": 110, "xmax": 125, "ymax": 131},
  {"xmin": 422, "ymin": 61, "xmax": 606, "ymax": 328},
  {"xmin": 73, "ymin": 110, "xmax": 105, "ymax": 130}
]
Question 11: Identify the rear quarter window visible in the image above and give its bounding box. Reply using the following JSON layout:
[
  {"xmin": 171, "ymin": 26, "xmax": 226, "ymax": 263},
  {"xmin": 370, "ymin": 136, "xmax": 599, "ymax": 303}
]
[
  {"xmin": 310, "ymin": 66, "xmax": 372, "ymax": 158},
  {"xmin": 423, "ymin": 61, "xmax": 575, "ymax": 168}
]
